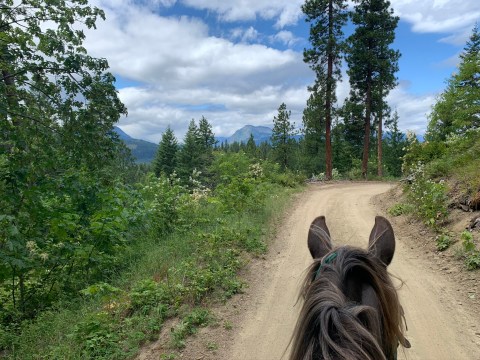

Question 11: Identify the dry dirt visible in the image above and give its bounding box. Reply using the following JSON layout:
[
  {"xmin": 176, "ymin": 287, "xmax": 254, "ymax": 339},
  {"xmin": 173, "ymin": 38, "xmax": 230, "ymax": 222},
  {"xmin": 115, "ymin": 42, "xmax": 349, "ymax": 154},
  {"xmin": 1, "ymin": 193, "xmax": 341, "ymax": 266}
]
[{"xmin": 139, "ymin": 182, "xmax": 480, "ymax": 360}]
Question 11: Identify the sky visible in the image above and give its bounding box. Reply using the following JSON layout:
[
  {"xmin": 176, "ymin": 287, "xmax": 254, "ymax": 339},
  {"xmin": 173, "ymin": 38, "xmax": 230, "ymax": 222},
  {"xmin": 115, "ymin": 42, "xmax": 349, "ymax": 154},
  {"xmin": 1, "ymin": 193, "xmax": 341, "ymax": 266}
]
[{"xmin": 83, "ymin": 0, "xmax": 480, "ymax": 143}]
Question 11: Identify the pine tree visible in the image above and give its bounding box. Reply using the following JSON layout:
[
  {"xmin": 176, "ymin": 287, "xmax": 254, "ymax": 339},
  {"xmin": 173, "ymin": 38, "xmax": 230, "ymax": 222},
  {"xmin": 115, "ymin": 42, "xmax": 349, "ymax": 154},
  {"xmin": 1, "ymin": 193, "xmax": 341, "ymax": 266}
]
[
  {"xmin": 246, "ymin": 133, "xmax": 257, "ymax": 157},
  {"xmin": 302, "ymin": 91, "xmax": 326, "ymax": 175},
  {"xmin": 197, "ymin": 116, "xmax": 216, "ymax": 181},
  {"xmin": 340, "ymin": 93, "xmax": 366, "ymax": 161},
  {"xmin": 331, "ymin": 117, "xmax": 353, "ymax": 173},
  {"xmin": 177, "ymin": 119, "xmax": 200, "ymax": 181},
  {"xmin": 198, "ymin": 116, "xmax": 216, "ymax": 151},
  {"xmin": 346, "ymin": 0, "xmax": 400, "ymax": 178},
  {"xmin": 383, "ymin": 110, "xmax": 406, "ymax": 177},
  {"xmin": 257, "ymin": 141, "xmax": 271, "ymax": 160},
  {"xmin": 427, "ymin": 23, "xmax": 480, "ymax": 140},
  {"xmin": 271, "ymin": 103, "xmax": 296, "ymax": 169},
  {"xmin": 302, "ymin": 0, "xmax": 348, "ymax": 179},
  {"xmin": 153, "ymin": 126, "xmax": 178, "ymax": 177}
]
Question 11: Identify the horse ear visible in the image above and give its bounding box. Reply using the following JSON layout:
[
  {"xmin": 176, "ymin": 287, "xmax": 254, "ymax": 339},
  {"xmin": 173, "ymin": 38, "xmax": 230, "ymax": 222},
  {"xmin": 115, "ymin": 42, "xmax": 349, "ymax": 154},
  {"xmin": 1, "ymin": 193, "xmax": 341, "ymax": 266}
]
[
  {"xmin": 368, "ymin": 216, "xmax": 395, "ymax": 266},
  {"xmin": 308, "ymin": 216, "xmax": 332, "ymax": 259}
]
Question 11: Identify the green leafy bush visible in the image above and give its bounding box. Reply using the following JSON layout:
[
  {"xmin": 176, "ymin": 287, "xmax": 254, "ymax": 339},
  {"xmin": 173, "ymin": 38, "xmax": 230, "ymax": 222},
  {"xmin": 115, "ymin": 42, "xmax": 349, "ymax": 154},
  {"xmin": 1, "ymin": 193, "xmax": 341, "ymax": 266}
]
[
  {"xmin": 465, "ymin": 253, "xmax": 480, "ymax": 270},
  {"xmin": 436, "ymin": 234, "xmax": 452, "ymax": 251},
  {"xmin": 402, "ymin": 137, "xmax": 447, "ymax": 174},
  {"xmin": 405, "ymin": 162, "xmax": 448, "ymax": 228},
  {"xmin": 388, "ymin": 203, "xmax": 415, "ymax": 216},
  {"xmin": 460, "ymin": 231, "xmax": 480, "ymax": 270},
  {"xmin": 73, "ymin": 312, "xmax": 122, "ymax": 359}
]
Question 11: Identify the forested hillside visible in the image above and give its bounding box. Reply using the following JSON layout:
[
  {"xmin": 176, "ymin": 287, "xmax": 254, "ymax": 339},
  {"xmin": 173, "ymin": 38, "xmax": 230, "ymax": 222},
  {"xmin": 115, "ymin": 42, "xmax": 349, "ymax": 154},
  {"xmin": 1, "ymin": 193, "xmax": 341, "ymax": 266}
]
[{"xmin": 392, "ymin": 25, "xmax": 480, "ymax": 270}]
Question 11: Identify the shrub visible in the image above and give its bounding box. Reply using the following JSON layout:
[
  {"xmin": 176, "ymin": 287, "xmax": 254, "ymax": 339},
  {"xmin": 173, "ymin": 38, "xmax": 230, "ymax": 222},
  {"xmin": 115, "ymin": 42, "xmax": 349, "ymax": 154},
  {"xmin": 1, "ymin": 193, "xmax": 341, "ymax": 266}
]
[
  {"xmin": 436, "ymin": 234, "xmax": 452, "ymax": 251},
  {"xmin": 402, "ymin": 137, "xmax": 447, "ymax": 174},
  {"xmin": 405, "ymin": 162, "xmax": 448, "ymax": 228},
  {"xmin": 460, "ymin": 231, "xmax": 480, "ymax": 270},
  {"xmin": 388, "ymin": 203, "xmax": 415, "ymax": 216}
]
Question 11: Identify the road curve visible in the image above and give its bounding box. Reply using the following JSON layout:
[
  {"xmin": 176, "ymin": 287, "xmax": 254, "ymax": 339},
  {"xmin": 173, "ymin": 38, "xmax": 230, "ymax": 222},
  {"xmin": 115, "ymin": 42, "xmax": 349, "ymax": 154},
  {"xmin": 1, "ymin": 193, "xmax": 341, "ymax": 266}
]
[{"xmin": 225, "ymin": 182, "xmax": 480, "ymax": 360}]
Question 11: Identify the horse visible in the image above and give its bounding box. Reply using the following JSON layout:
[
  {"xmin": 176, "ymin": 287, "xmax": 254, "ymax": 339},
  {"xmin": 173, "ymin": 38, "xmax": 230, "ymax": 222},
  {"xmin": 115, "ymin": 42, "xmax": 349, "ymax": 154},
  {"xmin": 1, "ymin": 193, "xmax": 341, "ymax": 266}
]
[{"xmin": 290, "ymin": 216, "xmax": 410, "ymax": 360}]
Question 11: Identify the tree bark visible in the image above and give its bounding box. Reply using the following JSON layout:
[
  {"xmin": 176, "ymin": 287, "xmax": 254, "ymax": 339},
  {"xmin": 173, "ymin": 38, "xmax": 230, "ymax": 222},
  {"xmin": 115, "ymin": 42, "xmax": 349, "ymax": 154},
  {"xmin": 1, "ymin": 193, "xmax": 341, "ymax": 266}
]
[
  {"xmin": 362, "ymin": 75, "xmax": 372, "ymax": 180},
  {"xmin": 377, "ymin": 105, "xmax": 383, "ymax": 177},
  {"xmin": 325, "ymin": 0, "xmax": 334, "ymax": 180}
]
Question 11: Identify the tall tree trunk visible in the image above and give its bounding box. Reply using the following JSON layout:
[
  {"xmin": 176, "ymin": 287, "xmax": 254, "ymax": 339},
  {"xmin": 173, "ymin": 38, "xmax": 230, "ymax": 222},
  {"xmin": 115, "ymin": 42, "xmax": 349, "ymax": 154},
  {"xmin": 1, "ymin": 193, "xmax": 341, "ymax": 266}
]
[
  {"xmin": 362, "ymin": 75, "xmax": 372, "ymax": 180},
  {"xmin": 325, "ymin": 0, "xmax": 334, "ymax": 180},
  {"xmin": 377, "ymin": 104, "xmax": 383, "ymax": 177}
]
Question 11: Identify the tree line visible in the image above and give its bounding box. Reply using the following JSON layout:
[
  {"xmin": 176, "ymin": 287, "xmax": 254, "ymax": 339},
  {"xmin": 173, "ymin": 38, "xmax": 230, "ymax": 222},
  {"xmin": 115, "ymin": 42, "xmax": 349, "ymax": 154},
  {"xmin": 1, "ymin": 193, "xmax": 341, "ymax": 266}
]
[{"xmin": 153, "ymin": 101, "xmax": 407, "ymax": 182}]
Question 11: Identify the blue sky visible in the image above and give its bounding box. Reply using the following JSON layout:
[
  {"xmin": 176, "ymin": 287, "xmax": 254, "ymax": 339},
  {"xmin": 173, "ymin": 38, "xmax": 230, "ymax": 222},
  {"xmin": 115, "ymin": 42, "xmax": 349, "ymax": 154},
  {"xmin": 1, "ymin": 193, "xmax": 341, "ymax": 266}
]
[{"xmin": 85, "ymin": 0, "xmax": 480, "ymax": 143}]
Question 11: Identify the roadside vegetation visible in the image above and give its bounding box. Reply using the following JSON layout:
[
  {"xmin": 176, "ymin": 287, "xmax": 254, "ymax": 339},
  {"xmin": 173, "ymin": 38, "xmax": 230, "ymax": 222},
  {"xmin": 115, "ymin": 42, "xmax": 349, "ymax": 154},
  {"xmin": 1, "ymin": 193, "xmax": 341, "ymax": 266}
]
[
  {"xmin": 389, "ymin": 24, "xmax": 480, "ymax": 270},
  {"xmin": 0, "ymin": 2, "xmax": 302, "ymax": 358},
  {"xmin": 2, "ymin": 151, "xmax": 299, "ymax": 359}
]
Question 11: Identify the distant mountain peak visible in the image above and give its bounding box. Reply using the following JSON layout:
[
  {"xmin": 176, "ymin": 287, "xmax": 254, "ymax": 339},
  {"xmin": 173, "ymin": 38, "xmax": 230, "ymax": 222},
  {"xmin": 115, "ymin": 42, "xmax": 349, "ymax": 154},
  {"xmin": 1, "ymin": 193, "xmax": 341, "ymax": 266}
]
[
  {"xmin": 226, "ymin": 125, "xmax": 273, "ymax": 144},
  {"xmin": 114, "ymin": 126, "xmax": 133, "ymax": 141},
  {"xmin": 114, "ymin": 126, "xmax": 157, "ymax": 163}
]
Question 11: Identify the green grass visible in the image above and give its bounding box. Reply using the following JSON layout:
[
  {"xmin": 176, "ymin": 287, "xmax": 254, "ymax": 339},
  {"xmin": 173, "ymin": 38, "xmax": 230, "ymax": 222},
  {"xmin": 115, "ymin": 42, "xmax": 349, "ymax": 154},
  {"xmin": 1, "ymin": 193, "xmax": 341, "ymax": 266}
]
[
  {"xmin": 388, "ymin": 203, "xmax": 415, "ymax": 217},
  {"xmin": 171, "ymin": 308, "xmax": 211, "ymax": 349},
  {"xmin": 2, "ymin": 182, "xmax": 298, "ymax": 359}
]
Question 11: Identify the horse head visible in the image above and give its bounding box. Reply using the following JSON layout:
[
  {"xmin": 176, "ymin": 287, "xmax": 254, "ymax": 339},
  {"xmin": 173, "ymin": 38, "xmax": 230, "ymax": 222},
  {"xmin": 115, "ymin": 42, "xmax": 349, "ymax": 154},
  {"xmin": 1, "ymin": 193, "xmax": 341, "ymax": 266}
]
[{"xmin": 291, "ymin": 216, "xmax": 410, "ymax": 360}]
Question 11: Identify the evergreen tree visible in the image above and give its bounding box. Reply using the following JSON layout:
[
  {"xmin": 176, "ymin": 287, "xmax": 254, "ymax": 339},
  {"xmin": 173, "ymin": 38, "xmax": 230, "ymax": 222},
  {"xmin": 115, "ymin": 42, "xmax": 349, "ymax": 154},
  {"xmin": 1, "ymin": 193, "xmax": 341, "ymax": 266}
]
[
  {"xmin": 383, "ymin": 110, "xmax": 406, "ymax": 177},
  {"xmin": 229, "ymin": 141, "xmax": 241, "ymax": 153},
  {"xmin": 177, "ymin": 120, "xmax": 201, "ymax": 181},
  {"xmin": 198, "ymin": 116, "xmax": 216, "ymax": 151},
  {"xmin": 331, "ymin": 117, "xmax": 353, "ymax": 173},
  {"xmin": 302, "ymin": 0, "xmax": 348, "ymax": 179},
  {"xmin": 346, "ymin": 0, "xmax": 400, "ymax": 178},
  {"xmin": 302, "ymin": 91, "xmax": 326, "ymax": 175},
  {"xmin": 340, "ymin": 93, "xmax": 366, "ymax": 160},
  {"xmin": 197, "ymin": 116, "xmax": 216, "ymax": 181},
  {"xmin": 246, "ymin": 133, "xmax": 257, "ymax": 157},
  {"xmin": 271, "ymin": 103, "xmax": 296, "ymax": 169},
  {"xmin": 257, "ymin": 141, "xmax": 271, "ymax": 160},
  {"xmin": 153, "ymin": 126, "xmax": 178, "ymax": 177},
  {"xmin": 427, "ymin": 23, "xmax": 480, "ymax": 140}
]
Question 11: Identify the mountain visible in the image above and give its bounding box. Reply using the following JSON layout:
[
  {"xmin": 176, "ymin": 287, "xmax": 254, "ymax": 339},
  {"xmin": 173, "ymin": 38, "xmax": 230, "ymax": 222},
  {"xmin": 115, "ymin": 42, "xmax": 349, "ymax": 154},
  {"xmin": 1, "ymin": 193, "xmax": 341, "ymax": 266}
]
[
  {"xmin": 114, "ymin": 126, "xmax": 133, "ymax": 141},
  {"xmin": 114, "ymin": 127, "xmax": 158, "ymax": 163},
  {"xmin": 218, "ymin": 125, "xmax": 273, "ymax": 145}
]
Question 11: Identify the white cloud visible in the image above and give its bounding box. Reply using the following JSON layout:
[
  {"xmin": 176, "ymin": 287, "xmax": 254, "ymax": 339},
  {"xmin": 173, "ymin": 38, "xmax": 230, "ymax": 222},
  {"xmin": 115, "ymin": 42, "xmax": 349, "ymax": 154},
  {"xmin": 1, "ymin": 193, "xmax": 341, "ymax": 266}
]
[
  {"xmin": 83, "ymin": 1, "xmax": 313, "ymax": 142},
  {"xmin": 391, "ymin": 0, "xmax": 479, "ymax": 40},
  {"xmin": 230, "ymin": 26, "xmax": 260, "ymax": 43},
  {"xmin": 117, "ymin": 84, "xmax": 310, "ymax": 142},
  {"xmin": 386, "ymin": 82, "xmax": 437, "ymax": 134},
  {"xmin": 180, "ymin": 0, "xmax": 304, "ymax": 28},
  {"xmin": 270, "ymin": 30, "xmax": 302, "ymax": 47},
  {"xmin": 86, "ymin": 4, "xmax": 309, "ymax": 91},
  {"xmin": 439, "ymin": 27, "xmax": 474, "ymax": 46}
]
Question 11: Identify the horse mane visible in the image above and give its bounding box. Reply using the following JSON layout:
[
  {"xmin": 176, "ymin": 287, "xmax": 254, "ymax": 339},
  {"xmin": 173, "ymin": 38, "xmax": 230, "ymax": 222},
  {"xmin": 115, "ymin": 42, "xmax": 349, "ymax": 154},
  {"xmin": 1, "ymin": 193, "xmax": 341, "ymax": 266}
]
[{"xmin": 290, "ymin": 246, "xmax": 406, "ymax": 360}]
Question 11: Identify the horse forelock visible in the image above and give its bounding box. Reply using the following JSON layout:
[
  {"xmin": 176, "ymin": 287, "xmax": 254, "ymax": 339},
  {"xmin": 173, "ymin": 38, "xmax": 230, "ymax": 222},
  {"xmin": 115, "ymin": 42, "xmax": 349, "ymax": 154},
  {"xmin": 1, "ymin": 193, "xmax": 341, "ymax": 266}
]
[{"xmin": 290, "ymin": 246, "xmax": 405, "ymax": 360}]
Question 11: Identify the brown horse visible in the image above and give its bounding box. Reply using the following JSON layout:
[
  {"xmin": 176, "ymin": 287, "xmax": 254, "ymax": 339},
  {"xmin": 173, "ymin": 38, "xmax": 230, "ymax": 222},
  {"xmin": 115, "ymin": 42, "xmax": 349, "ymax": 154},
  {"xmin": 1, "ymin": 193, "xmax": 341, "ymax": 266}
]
[{"xmin": 290, "ymin": 216, "xmax": 410, "ymax": 360}]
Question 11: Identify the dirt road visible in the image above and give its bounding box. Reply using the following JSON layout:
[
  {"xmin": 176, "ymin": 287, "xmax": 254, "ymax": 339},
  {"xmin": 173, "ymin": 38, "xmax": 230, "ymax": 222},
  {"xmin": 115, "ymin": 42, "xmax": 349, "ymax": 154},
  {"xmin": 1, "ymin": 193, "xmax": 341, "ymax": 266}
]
[{"xmin": 223, "ymin": 182, "xmax": 480, "ymax": 360}]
